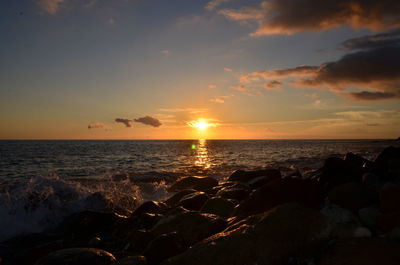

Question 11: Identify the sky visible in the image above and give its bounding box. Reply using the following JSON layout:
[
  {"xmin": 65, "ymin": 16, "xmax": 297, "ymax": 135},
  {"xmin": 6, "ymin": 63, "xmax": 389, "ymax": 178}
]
[{"xmin": 1, "ymin": 0, "xmax": 399, "ymax": 139}]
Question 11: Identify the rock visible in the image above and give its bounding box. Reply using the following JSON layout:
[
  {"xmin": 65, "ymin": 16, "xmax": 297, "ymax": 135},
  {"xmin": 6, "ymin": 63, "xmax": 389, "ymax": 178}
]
[
  {"xmin": 228, "ymin": 168, "xmax": 281, "ymax": 183},
  {"xmin": 200, "ymin": 197, "xmax": 236, "ymax": 219},
  {"xmin": 36, "ymin": 248, "xmax": 116, "ymax": 265},
  {"xmin": 371, "ymin": 146, "xmax": 400, "ymax": 181},
  {"xmin": 165, "ymin": 203, "xmax": 331, "ymax": 265},
  {"xmin": 132, "ymin": 201, "xmax": 168, "ymax": 216},
  {"xmin": 331, "ymin": 224, "xmax": 371, "ymax": 239},
  {"xmin": 321, "ymin": 203, "xmax": 359, "ymax": 224},
  {"xmin": 151, "ymin": 212, "xmax": 227, "ymax": 246},
  {"xmin": 328, "ymin": 182, "xmax": 378, "ymax": 211},
  {"xmin": 317, "ymin": 238, "xmax": 400, "ymax": 265},
  {"xmin": 379, "ymin": 185, "xmax": 400, "ymax": 213},
  {"xmin": 176, "ymin": 192, "xmax": 209, "ymax": 211},
  {"xmin": 114, "ymin": 214, "xmax": 162, "ymax": 239},
  {"xmin": 362, "ymin": 172, "xmax": 381, "ymax": 186},
  {"xmin": 234, "ymin": 178, "xmax": 324, "ymax": 218},
  {"xmin": 123, "ymin": 230, "xmax": 154, "ymax": 254},
  {"xmin": 164, "ymin": 190, "xmax": 196, "ymax": 207},
  {"xmin": 111, "ymin": 256, "xmax": 147, "ymax": 265},
  {"xmin": 167, "ymin": 176, "xmax": 218, "ymax": 192},
  {"xmin": 345, "ymin": 152, "xmax": 371, "ymax": 172},
  {"xmin": 358, "ymin": 206, "xmax": 381, "ymax": 227},
  {"xmin": 378, "ymin": 212, "xmax": 400, "ymax": 233},
  {"xmin": 143, "ymin": 232, "xmax": 185, "ymax": 265},
  {"xmin": 246, "ymin": 175, "xmax": 279, "ymax": 189},
  {"xmin": 254, "ymin": 203, "xmax": 332, "ymax": 265},
  {"xmin": 215, "ymin": 185, "xmax": 250, "ymax": 202},
  {"xmin": 387, "ymin": 227, "xmax": 400, "ymax": 239}
]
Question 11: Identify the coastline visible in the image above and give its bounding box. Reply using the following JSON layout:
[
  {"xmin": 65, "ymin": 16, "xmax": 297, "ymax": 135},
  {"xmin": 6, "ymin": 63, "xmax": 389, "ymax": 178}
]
[{"xmin": 0, "ymin": 144, "xmax": 399, "ymax": 265}]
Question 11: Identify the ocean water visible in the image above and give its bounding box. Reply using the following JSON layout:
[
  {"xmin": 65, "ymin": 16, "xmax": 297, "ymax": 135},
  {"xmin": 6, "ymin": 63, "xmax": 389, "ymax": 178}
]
[{"xmin": 0, "ymin": 139, "xmax": 396, "ymax": 241}]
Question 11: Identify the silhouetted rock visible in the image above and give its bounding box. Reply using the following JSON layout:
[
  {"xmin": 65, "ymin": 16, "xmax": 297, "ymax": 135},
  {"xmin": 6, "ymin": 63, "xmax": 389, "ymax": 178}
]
[
  {"xmin": 143, "ymin": 232, "xmax": 185, "ymax": 265},
  {"xmin": 321, "ymin": 203, "xmax": 359, "ymax": 224},
  {"xmin": 234, "ymin": 178, "xmax": 324, "ymax": 218},
  {"xmin": 151, "ymin": 212, "xmax": 227, "ymax": 246},
  {"xmin": 215, "ymin": 184, "xmax": 250, "ymax": 202},
  {"xmin": 176, "ymin": 192, "xmax": 209, "ymax": 211},
  {"xmin": 132, "ymin": 201, "xmax": 168, "ymax": 216},
  {"xmin": 328, "ymin": 182, "xmax": 378, "ymax": 212},
  {"xmin": 379, "ymin": 185, "xmax": 400, "ymax": 213},
  {"xmin": 164, "ymin": 190, "xmax": 196, "ymax": 207},
  {"xmin": 36, "ymin": 248, "xmax": 116, "ymax": 265},
  {"xmin": 228, "ymin": 168, "xmax": 281, "ymax": 183},
  {"xmin": 200, "ymin": 197, "xmax": 236, "ymax": 219},
  {"xmin": 378, "ymin": 212, "xmax": 400, "ymax": 233},
  {"xmin": 123, "ymin": 230, "xmax": 154, "ymax": 254},
  {"xmin": 111, "ymin": 255, "xmax": 147, "ymax": 265},
  {"xmin": 317, "ymin": 238, "xmax": 400, "ymax": 265},
  {"xmin": 167, "ymin": 176, "xmax": 218, "ymax": 192},
  {"xmin": 371, "ymin": 146, "xmax": 400, "ymax": 180},
  {"xmin": 358, "ymin": 206, "xmax": 381, "ymax": 227}
]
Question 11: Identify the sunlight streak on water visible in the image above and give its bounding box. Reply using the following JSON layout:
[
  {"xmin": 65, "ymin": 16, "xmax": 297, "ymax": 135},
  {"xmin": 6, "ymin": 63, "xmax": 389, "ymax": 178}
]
[{"xmin": 194, "ymin": 139, "xmax": 211, "ymax": 169}]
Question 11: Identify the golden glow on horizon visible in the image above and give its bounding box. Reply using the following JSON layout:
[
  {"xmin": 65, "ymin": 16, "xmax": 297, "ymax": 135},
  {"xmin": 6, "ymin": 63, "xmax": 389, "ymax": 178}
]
[{"xmin": 188, "ymin": 118, "xmax": 218, "ymax": 131}]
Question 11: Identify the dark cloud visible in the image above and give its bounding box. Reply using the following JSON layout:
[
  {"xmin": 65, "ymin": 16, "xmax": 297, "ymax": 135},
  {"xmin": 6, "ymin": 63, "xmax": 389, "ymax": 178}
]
[
  {"xmin": 340, "ymin": 29, "xmax": 400, "ymax": 51},
  {"xmin": 240, "ymin": 33, "xmax": 400, "ymax": 101},
  {"xmin": 219, "ymin": 0, "xmax": 400, "ymax": 35},
  {"xmin": 134, "ymin": 116, "xmax": 162, "ymax": 127},
  {"xmin": 88, "ymin": 122, "xmax": 111, "ymax": 129},
  {"xmin": 115, "ymin": 118, "xmax": 133, "ymax": 127},
  {"xmin": 264, "ymin": 80, "xmax": 282, "ymax": 90}
]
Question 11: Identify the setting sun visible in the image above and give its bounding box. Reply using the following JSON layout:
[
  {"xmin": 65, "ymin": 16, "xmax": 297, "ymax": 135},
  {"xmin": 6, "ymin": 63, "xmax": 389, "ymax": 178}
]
[{"xmin": 188, "ymin": 119, "xmax": 218, "ymax": 131}]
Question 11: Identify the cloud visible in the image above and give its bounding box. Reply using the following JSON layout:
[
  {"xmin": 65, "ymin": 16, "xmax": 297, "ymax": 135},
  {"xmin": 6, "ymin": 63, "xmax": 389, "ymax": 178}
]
[
  {"xmin": 240, "ymin": 32, "xmax": 400, "ymax": 101},
  {"xmin": 134, "ymin": 116, "xmax": 162, "ymax": 127},
  {"xmin": 232, "ymin": 85, "xmax": 247, "ymax": 91},
  {"xmin": 37, "ymin": 0, "xmax": 64, "ymax": 14},
  {"xmin": 224, "ymin": 67, "xmax": 233, "ymax": 72},
  {"xmin": 218, "ymin": 0, "xmax": 400, "ymax": 36},
  {"xmin": 340, "ymin": 29, "xmax": 400, "ymax": 51},
  {"xmin": 160, "ymin": 50, "xmax": 170, "ymax": 56},
  {"xmin": 158, "ymin": 108, "xmax": 207, "ymax": 114},
  {"xmin": 88, "ymin": 122, "xmax": 111, "ymax": 130},
  {"xmin": 205, "ymin": 0, "xmax": 233, "ymax": 11},
  {"xmin": 264, "ymin": 80, "xmax": 282, "ymax": 90},
  {"xmin": 208, "ymin": 84, "xmax": 217, "ymax": 89},
  {"xmin": 115, "ymin": 118, "xmax": 133, "ymax": 127},
  {"xmin": 210, "ymin": 98, "xmax": 225, "ymax": 104}
]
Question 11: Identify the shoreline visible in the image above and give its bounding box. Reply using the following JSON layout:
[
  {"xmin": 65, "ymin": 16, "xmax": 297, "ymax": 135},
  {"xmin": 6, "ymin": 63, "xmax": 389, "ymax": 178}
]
[{"xmin": 0, "ymin": 145, "xmax": 399, "ymax": 265}]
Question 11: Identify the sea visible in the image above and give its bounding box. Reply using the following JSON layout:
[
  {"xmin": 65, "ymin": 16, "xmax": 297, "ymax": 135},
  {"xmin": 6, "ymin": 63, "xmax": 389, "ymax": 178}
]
[{"xmin": 0, "ymin": 139, "xmax": 397, "ymax": 242}]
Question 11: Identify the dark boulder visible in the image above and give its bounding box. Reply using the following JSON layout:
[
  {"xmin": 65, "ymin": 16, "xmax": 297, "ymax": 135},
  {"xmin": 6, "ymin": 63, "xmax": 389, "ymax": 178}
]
[
  {"xmin": 317, "ymin": 238, "xmax": 400, "ymax": 265},
  {"xmin": 164, "ymin": 190, "xmax": 196, "ymax": 207},
  {"xmin": 228, "ymin": 168, "xmax": 281, "ymax": 183},
  {"xmin": 215, "ymin": 185, "xmax": 250, "ymax": 202},
  {"xmin": 36, "ymin": 248, "xmax": 116, "ymax": 265},
  {"xmin": 234, "ymin": 178, "xmax": 325, "ymax": 218},
  {"xmin": 132, "ymin": 201, "xmax": 168, "ymax": 216},
  {"xmin": 123, "ymin": 230, "xmax": 154, "ymax": 254},
  {"xmin": 176, "ymin": 192, "xmax": 209, "ymax": 211},
  {"xmin": 327, "ymin": 182, "xmax": 378, "ymax": 212},
  {"xmin": 143, "ymin": 232, "xmax": 185, "ymax": 265},
  {"xmin": 379, "ymin": 185, "xmax": 400, "ymax": 213},
  {"xmin": 200, "ymin": 197, "xmax": 236, "ymax": 219},
  {"xmin": 378, "ymin": 212, "xmax": 400, "ymax": 233},
  {"xmin": 167, "ymin": 176, "xmax": 218, "ymax": 192},
  {"xmin": 151, "ymin": 212, "xmax": 227, "ymax": 246},
  {"xmin": 371, "ymin": 146, "xmax": 400, "ymax": 181}
]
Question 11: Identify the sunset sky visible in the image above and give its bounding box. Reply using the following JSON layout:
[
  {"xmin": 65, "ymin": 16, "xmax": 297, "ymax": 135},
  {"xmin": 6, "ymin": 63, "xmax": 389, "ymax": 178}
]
[{"xmin": 1, "ymin": 0, "xmax": 400, "ymax": 139}]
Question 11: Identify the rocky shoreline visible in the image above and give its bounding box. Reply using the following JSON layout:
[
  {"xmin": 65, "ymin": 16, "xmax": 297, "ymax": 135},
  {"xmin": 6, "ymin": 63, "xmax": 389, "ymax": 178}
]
[{"xmin": 1, "ymin": 146, "xmax": 400, "ymax": 265}]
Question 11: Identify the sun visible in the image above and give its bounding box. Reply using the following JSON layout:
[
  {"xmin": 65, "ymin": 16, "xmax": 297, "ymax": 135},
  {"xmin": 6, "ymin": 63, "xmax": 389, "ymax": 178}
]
[{"xmin": 188, "ymin": 119, "xmax": 217, "ymax": 131}]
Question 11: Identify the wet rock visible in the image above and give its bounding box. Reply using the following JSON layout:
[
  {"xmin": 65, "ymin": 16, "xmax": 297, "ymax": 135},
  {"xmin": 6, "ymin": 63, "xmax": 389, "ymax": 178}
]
[
  {"xmin": 164, "ymin": 190, "xmax": 196, "ymax": 207},
  {"xmin": 200, "ymin": 197, "xmax": 236, "ymax": 219},
  {"xmin": 379, "ymin": 185, "xmax": 400, "ymax": 213},
  {"xmin": 345, "ymin": 152, "xmax": 371, "ymax": 172},
  {"xmin": 112, "ymin": 256, "xmax": 147, "ymax": 265},
  {"xmin": 143, "ymin": 232, "xmax": 185, "ymax": 265},
  {"xmin": 36, "ymin": 248, "xmax": 116, "ymax": 265},
  {"xmin": 151, "ymin": 212, "xmax": 227, "ymax": 246},
  {"xmin": 234, "ymin": 178, "xmax": 324, "ymax": 218},
  {"xmin": 176, "ymin": 192, "xmax": 209, "ymax": 211},
  {"xmin": 362, "ymin": 172, "xmax": 381, "ymax": 186},
  {"xmin": 317, "ymin": 238, "xmax": 400, "ymax": 265},
  {"xmin": 358, "ymin": 206, "xmax": 381, "ymax": 227},
  {"xmin": 123, "ymin": 230, "xmax": 154, "ymax": 254},
  {"xmin": 254, "ymin": 203, "xmax": 332, "ymax": 265},
  {"xmin": 328, "ymin": 182, "xmax": 378, "ymax": 212},
  {"xmin": 331, "ymin": 224, "xmax": 371, "ymax": 239},
  {"xmin": 228, "ymin": 168, "xmax": 281, "ymax": 183},
  {"xmin": 215, "ymin": 185, "xmax": 250, "ymax": 202},
  {"xmin": 378, "ymin": 212, "xmax": 400, "ymax": 233},
  {"xmin": 387, "ymin": 227, "xmax": 400, "ymax": 239},
  {"xmin": 132, "ymin": 201, "xmax": 168, "ymax": 216},
  {"xmin": 371, "ymin": 146, "xmax": 400, "ymax": 181},
  {"xmin": 167, "ymin": 176, "xmax": 218, "ymax": 192}
]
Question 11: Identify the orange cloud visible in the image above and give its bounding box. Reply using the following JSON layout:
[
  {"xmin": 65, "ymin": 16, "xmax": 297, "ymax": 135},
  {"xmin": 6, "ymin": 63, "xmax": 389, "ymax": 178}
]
[{"xmin": 37, "ymin": 0, "xmax": 64, "ymax": 14}]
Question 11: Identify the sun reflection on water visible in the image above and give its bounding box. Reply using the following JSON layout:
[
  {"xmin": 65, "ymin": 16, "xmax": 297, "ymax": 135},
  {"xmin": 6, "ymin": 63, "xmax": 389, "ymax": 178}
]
[{"xmin": 194, "ymin": 139, "xmax": 211, "ymax": 169}]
